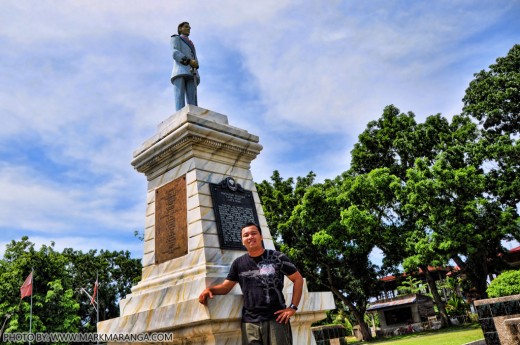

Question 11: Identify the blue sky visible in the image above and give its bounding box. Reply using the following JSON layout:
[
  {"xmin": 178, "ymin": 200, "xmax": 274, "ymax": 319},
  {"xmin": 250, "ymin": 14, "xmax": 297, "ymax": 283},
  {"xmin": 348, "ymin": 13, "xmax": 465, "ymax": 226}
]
[{"xmin": 1, "ymin": 1, "xmax": 519, "ymax": 260}]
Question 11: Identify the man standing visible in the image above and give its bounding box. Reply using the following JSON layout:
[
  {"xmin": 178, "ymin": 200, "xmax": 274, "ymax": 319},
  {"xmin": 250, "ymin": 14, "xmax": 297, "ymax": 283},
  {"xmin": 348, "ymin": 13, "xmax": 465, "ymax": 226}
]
[
  {"xmin": 171, "ymin": 21, "xmax": 200, "ymax": 111},
  {"xmin": 199, "ymin": 222, "xmax": 304, "ymax": 345}
]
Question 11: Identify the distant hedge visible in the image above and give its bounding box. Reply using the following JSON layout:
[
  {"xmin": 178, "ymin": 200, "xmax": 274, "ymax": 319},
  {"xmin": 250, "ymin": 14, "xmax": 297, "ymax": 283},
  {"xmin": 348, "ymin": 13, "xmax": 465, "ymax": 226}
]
[{"xmin": 487, "ymin": 270, "xmax": 520, "ymax": 298}]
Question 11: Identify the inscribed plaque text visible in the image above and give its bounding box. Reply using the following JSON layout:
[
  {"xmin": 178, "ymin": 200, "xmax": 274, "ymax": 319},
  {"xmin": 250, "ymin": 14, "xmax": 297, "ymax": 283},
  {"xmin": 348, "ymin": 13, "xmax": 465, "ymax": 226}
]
[{"xmin": 155, "ymin": 176, "xmax": 188, "ymax": 263}]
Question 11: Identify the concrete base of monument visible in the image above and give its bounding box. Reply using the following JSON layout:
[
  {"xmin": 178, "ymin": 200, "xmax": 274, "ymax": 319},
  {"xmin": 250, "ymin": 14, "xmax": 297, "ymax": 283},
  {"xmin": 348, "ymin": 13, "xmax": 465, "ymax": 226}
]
[{"xmin": 98, "ymin": 289, "xmax": 335, "ymax": 345}]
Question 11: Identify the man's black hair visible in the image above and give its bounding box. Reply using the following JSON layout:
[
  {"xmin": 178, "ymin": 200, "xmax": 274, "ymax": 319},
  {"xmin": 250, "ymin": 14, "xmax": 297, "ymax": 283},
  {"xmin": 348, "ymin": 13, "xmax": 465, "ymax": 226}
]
[
  {"xmin": 241, "ymin": 222, "xmax": 262, "ymax": 235},
  {"xmin": 177, "ymin": 22, "xmax": 189, "ymax": 34}
]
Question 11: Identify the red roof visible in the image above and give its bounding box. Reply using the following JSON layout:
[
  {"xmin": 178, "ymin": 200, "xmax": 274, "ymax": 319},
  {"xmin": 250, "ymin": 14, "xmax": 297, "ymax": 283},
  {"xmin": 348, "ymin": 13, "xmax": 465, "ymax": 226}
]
[
  {"xmin": 509, "ymin": 246, "xmax": 520, "ymax": 254},
  {"xmin": 367, "ymin": 296, "xmax": 417, "ymax": 311}
]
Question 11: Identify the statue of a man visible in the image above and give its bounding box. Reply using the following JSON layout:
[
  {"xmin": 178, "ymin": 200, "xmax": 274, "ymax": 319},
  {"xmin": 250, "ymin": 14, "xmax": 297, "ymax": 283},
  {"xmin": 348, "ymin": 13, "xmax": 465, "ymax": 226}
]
[{"xmin": 170, "ymin": 22, "xmax": 200, "ymax": 111}]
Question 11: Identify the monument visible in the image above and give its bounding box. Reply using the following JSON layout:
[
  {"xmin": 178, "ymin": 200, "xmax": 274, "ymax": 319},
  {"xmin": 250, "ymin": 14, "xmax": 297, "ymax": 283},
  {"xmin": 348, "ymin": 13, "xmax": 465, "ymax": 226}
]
[{"xmin": 97, "ymin": 105, "xmax": 335, "ymax": 344}]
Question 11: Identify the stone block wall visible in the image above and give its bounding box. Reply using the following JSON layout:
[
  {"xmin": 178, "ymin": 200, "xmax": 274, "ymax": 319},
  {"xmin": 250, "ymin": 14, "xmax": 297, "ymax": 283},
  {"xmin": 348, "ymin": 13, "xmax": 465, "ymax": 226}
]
[{"xmin": 475, "ymin": 294, "xmax": 520, "ymax": 345}]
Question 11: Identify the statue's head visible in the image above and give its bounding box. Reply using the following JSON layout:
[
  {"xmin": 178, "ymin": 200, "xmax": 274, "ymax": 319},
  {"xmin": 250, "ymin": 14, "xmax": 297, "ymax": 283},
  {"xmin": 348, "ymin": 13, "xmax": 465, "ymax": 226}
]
[{"xmin": 178, "ymin": 22, "xmax": 191, "ymax": 35}]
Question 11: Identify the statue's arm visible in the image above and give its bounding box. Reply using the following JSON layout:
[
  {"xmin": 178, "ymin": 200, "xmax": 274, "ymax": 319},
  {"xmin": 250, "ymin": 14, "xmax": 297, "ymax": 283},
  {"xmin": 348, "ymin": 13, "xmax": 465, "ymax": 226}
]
[{"xmin": 170, "ymin": 36, "xmax": 187, "ymax": 63}]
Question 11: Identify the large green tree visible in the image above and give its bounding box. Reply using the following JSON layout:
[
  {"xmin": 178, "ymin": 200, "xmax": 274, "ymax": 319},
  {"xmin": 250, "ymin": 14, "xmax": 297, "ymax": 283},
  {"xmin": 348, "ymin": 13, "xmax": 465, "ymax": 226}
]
[
  {"xmin": 350, "ymin": 102, "xmax": 519, "ymax": 306},
  {"xmin": 348, "ymin": 107, "xmax": 473, "ymax": 327}
]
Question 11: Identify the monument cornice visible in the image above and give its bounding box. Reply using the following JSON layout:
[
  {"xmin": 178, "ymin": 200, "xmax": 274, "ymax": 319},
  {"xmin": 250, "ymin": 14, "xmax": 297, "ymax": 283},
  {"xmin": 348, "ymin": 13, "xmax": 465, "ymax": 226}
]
[
  {"xmin": 131, "ymin": 107, "xmax": 262, "ymax": 178},
  {"xmin": 132, "ymin": 132, "xmax": 262, "ymax": 176}
]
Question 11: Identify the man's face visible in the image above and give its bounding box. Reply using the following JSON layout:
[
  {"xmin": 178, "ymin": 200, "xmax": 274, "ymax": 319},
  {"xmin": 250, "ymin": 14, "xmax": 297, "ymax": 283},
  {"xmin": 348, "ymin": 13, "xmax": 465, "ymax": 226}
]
[
  {"xmin": 180, "ymin": 23, "xmax": 191, "ymax": 36},
  {"xmin": 241, "ymin": 225, "xmax": 263, "ymax": 251}
]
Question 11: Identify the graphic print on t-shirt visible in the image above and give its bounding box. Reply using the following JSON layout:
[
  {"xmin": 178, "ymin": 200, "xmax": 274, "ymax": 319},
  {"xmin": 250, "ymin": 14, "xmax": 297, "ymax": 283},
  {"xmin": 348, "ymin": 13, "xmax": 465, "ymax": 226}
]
[{"xmin": 259, "ymin": 263, "xmax": 276, "ymax": 276}]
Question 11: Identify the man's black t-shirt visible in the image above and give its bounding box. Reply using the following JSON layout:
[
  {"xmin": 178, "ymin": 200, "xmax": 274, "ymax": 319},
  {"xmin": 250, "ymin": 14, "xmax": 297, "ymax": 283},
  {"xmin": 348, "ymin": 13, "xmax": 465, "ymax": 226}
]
[{"xmin": 226, "ymin": 249, "xmax": 298, "ymax": 323}]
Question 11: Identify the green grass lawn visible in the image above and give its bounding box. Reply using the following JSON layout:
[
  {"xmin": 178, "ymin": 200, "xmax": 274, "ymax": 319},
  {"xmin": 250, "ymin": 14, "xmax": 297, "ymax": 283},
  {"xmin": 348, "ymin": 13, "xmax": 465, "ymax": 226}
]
[{"xmin": 346, "ymin": 323, "xmax": 484, "ymax": 345}]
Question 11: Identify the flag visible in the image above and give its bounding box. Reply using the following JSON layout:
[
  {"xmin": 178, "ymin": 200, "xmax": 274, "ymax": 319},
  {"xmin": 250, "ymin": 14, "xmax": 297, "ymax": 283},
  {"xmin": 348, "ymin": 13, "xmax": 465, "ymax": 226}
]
[
  {"xmin": 20, "ymin": 271, "xmax": 33, "ymax": 299},
  {"xmin": 91, "ymin": 278, "xmax": 98, "ymax": 305}
]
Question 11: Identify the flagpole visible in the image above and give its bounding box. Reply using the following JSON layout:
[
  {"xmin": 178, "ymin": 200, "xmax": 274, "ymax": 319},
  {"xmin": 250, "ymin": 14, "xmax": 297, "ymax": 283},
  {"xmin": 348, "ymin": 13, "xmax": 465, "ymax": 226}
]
[
  {"xmin": 29, "ymin": 268, "xmax": 33, "ymax": 345},
  {"xmin": 96, "ymin": 272, "xmax": 99, "ymax": 345},
  {"xmin": 81, "ymin": 275, "xmax": 99, "ymax": 344}
]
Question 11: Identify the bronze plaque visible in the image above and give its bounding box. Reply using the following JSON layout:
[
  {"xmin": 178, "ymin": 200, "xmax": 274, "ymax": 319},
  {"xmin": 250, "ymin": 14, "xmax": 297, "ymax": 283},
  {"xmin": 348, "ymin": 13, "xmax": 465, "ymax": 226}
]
[
  {"xmin": 210, "ymin": 177, "xmax": 260, "ymax": 250},
  {"xmin": 155, "ymin": 176, "xmax": 188, "ymax": 263}
]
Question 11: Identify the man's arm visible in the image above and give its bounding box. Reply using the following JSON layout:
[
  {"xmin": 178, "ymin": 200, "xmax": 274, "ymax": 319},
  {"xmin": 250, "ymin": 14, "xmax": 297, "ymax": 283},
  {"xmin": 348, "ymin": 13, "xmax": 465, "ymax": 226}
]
[
  {"xmin": 274, "ymin": 271, "xmax": 304, "ymax": 323},
  {"xmin": 171, "ymin": 36, "xmax": 184, "ymax": 63},
  {"xmin": 288, "ymin": 271, "xmax": 304, "ymax": 309},
  {"xmin": 198, "ymin": 279, "xmax": 237, "ymax": 305},
  {"xmin": 171, "ymin": 36, "xmax": 192, "ymax": 65}
]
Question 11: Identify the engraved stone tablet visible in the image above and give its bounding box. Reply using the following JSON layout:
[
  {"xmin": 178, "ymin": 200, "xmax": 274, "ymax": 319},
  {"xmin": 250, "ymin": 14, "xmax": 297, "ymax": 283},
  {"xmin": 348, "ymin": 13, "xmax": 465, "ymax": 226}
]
[
  {"xmin": 155, "ymin": 176, "xmax": 188, "ymax": 263},
  {"xmin": 210, "ymin": 177, "xmax": 260, "ymax": 249}
]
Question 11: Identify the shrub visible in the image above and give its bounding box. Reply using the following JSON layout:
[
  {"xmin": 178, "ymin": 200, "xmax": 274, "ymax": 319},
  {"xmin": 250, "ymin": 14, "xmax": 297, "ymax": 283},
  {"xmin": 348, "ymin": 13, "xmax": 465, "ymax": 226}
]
[
  {"xmin": 487, "ymin": 270, "xmax": 520, "ymax": 298},
  {"xmin": 446, "ymin": 295, "xmax": 469, "ymax": 316}
]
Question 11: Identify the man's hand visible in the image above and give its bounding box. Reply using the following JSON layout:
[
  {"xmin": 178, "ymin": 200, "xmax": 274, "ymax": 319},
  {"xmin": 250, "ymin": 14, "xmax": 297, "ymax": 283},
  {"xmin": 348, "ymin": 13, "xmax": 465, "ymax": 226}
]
[
  {"xmin": 189, "ymin": 59, "xmax": 199, "ymax": 69},
  {"xmin": 198, "ymin": 288, "xmax": 213, "ymax": 305},
  {"xmin": 274, "ymin": 307, "xmax": 296, "ymax": 324},
  {"xmin": 198, "ymin": 280, "xmax": 236, "ymax": 306}
]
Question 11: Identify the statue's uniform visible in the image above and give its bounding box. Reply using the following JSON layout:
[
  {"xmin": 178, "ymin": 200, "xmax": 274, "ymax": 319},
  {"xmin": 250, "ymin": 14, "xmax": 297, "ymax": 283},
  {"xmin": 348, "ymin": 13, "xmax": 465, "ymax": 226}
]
[{"xmin": 170, "ymin": 34, "xmax": 200, "ymax": 110}]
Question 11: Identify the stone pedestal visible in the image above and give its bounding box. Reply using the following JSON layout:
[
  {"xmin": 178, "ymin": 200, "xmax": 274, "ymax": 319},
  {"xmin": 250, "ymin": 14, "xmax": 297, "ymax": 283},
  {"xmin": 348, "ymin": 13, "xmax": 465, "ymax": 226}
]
[{"xmin": 97, "ymin": 106, "xmax": 335, "ymax": 344}]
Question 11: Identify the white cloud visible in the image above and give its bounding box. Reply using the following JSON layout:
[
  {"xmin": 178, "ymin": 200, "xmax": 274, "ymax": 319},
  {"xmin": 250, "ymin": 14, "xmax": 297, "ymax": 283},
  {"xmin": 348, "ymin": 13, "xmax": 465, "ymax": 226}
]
[
  {"xmin": 222, "ymin": 1, "xmax": 516, "ymax": 135},
  {"xmin": 0, "ymin": 163, "xmax": 143, "ymax": 233}
]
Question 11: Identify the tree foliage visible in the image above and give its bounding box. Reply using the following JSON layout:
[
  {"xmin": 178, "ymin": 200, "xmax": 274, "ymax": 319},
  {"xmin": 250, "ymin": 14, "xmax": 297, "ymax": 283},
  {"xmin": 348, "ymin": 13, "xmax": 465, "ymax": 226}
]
[
  {"xmin": 463, "ymin": 44, "xmax": 520, "ymax": 209},
  {"xmin": 397, "ymin": 276, "xmax": 425, "ymax": 296},
  {"xmin": 256, "ymin": 170, "xmax": 316, "ymax": 242},
  {"xmin": 463, "ymin": 44, "xmax": 520, "ymax": 137}
]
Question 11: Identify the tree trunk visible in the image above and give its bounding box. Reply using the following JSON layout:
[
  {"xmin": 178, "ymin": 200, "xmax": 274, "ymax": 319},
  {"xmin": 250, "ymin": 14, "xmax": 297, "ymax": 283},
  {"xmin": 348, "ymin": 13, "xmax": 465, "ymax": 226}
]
[
  {"xmin": 330, "ymin": 286, "xmax": 372, "ymax": 341},
  {"xmin": 452, "ymin": 255, "xmax": 489, "ymax": 299},
  {"xmin": 420, "ymin": 265, "xmax": 452, "ymax": 328}
]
